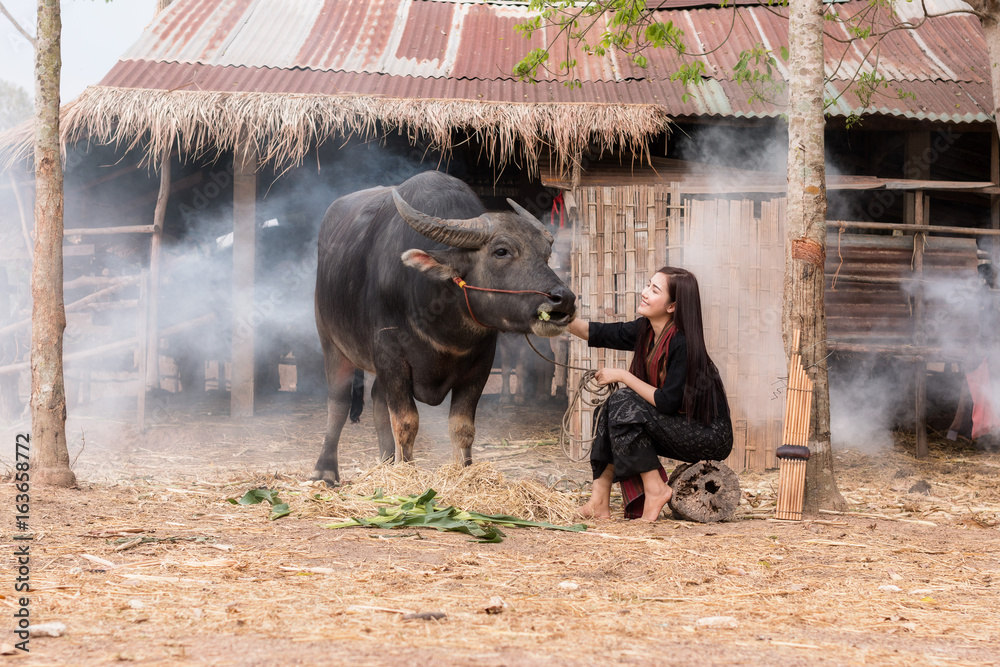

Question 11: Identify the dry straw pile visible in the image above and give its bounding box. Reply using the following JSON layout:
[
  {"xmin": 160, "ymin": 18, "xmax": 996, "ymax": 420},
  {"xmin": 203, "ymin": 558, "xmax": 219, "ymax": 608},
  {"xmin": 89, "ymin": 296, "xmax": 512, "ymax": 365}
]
[{"xmin": 290, "ymin": 461, "xmax": 581, "ymax": 526}]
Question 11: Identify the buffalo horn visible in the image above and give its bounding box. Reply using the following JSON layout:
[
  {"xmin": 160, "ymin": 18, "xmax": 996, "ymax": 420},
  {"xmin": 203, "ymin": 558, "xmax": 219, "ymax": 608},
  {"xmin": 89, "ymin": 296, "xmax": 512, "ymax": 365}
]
[
  {"xmin": 507, "ymin": 198, "xmax": 554, "ymax": 244},
  {"xmin": 392, "ymin": 189, "xmax": 492, "ymax": 249}
]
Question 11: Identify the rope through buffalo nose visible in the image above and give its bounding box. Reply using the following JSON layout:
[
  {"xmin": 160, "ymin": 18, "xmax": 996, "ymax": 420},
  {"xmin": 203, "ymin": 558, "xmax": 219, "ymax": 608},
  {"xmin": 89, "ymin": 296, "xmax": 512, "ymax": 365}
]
[{"xmin": 451, "ymin": 276, "xmax": 558, "ymax": 329}]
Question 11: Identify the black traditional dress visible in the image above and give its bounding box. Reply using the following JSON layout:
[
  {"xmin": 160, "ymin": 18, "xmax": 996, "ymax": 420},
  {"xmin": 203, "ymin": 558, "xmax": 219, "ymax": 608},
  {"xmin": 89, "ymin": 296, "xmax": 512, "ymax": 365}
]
[{"xmin": 588, "ymin": 319, "xmax": 733, "ymax": 508}]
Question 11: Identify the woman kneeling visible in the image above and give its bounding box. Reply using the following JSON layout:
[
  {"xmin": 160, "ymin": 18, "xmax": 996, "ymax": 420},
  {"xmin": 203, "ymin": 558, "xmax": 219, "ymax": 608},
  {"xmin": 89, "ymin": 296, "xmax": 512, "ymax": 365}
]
[{"xmin": 566, "ymin": 267, "xmax": 733, "ymax": 522}]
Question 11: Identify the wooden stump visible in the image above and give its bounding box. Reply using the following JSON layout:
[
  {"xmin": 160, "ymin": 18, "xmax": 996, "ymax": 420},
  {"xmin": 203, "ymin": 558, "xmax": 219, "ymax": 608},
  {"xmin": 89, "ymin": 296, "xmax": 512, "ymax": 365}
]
[{"xmin": 667, "ymin": 461, "xmax": 741, "ymax": 523}]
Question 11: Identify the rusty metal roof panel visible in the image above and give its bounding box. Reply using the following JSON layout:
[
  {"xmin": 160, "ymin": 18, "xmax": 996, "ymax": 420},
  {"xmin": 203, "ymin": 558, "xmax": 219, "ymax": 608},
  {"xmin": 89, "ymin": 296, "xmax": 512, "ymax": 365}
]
[
  {"xmin": 835, "ymin": 78, "xmax": 992, "ymax": 124},
  {"xmin": 124, "ymin": 0, "xmax": 441, "ymax": 75},
  {"xmin": 821, "ymin": 13, "xmax": 986, "ymax": 83},
  {"xmin": 569, "ymin": 4, "xmax": 986, "ymax": 85},
  {"xmin": 121, "ymin": 0, "xmax": 990, "ymax": 83},
  {"xmin": 391, "ymin": 0, "xmax": 458, "ymax": 77},
  {"xmin": 450, "ymin": 2, "xmax": 621, "ymax": 82},
  {"xmin": 109, "ymin": 0, "xmax": 994, "ymax": 123},
  {"xmin": 119, "ymin": 0, "xmax": 254, "ymax": 65},
  {"xmin": 450, "ymin": 2, "xmax": 533, "ymax": 80}
]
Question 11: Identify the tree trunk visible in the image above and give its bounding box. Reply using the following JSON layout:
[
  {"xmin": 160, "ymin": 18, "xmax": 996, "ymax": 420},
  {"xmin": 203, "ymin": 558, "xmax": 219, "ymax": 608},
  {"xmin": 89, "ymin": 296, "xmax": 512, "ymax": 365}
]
[
  {"xmin": 30, "ymin": 0, "xmax": 75, "ymax": 487},
  {"xmin": 784, "ymin": 0, "xmax": 844, "ymax": 512}
]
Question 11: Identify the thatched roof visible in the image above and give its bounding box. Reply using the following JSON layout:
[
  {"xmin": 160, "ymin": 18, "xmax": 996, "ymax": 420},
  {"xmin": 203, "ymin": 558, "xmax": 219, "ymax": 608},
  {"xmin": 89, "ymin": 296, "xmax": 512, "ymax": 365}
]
[{"xmin": 0, "ymin": 85, "xmax": 671, "ymax": 174}]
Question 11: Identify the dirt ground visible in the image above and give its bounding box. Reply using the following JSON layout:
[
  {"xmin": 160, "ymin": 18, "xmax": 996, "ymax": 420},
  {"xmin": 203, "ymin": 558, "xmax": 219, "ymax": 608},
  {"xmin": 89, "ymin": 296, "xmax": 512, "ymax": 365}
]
[{"xmin": 2, "ymin": 390, "xmax": 1000, "ymax": 666}]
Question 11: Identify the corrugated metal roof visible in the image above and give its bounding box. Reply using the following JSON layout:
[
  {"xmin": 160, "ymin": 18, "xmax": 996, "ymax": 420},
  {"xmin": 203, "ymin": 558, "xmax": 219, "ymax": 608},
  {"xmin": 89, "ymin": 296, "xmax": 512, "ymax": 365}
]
[
  {"xmin": 105, "ymin": 0, "xmax": 993, "ymax": 123},
  {"xmin": 99, "ymin": 59, "xmax": 993, "ymax": 125}
]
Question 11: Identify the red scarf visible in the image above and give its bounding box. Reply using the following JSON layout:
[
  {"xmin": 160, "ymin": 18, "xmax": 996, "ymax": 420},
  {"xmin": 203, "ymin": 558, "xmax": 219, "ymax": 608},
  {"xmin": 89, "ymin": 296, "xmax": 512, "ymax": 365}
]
[{"xmin": 628, "ymin": 319, "xmax": 677, "ymax": 387}]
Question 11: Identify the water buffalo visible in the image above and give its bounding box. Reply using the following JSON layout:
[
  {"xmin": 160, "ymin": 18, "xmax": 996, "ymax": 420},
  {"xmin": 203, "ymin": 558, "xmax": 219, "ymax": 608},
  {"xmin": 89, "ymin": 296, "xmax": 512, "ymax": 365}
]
[{"xmin": 313, "ymin": 171, "xmax": 576, "ymax": 484}]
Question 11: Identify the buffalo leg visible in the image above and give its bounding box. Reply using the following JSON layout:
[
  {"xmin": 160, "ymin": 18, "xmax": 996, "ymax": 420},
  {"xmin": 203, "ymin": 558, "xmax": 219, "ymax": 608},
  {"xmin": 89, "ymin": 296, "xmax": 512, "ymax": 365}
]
[
  {"xmin": 373, "ymin": 377, "xmax": 418, "ymax": 463},
  {"xmin": 370, "ymin": 378, "xmax": 395, "ymax": 462},
  {"xmin": 389, "ymin": 398, "xmax": 419, "ymax": 463},
  {"xmin": 449, "ymin": 365, "xmax": 491, "ymax": 466},
  {"xmin": 373, "ymin": 332, "xmax": 420, "ymax": 463},
  {"xmin": 311, "ymin": 344, "xmax": 356, "ymax": 485}
]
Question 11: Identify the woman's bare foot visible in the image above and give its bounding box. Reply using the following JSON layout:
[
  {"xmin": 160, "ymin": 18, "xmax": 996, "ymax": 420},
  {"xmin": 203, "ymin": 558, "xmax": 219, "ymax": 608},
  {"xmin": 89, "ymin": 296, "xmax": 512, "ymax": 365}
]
[
  {"xmin": 638, "ymin": 485, "xmax": 672, "ymax": 522},
  {"xmin": 576, "ymin": 500, "xmax": 612, "ymax": 520}
]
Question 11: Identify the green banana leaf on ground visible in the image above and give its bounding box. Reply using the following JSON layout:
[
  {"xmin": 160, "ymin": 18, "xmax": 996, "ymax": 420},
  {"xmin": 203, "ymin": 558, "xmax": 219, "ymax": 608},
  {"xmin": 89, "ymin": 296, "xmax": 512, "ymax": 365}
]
[
  {"xmin": 228, "ymin": 488, "xmax": 292, "ymax": 520},
  {"xmin": 322, "ymin": 488, "xmax": 587, "ymax": 543}
]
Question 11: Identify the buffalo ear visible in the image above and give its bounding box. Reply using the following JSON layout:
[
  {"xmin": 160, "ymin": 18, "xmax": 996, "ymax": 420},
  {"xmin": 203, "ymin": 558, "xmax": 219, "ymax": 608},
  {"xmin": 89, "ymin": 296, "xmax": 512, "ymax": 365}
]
[{"xmin": 401, "ymin": 249, "xmax": 458, "ymax": 281}]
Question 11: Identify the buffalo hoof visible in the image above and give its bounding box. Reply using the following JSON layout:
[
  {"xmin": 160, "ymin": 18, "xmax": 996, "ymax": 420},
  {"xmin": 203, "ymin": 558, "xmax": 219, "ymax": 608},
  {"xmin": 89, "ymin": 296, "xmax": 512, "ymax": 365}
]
[{"xmin": 310, "ymin": 470, "xmax": 340, "ymax": 487}]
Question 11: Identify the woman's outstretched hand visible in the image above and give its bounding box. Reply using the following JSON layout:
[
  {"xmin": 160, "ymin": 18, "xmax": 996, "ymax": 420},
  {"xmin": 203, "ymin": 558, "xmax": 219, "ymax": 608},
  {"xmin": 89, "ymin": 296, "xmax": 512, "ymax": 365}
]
[{"xmin": 567, "ymin": 318, "xmax": 590, "ymax": 340}]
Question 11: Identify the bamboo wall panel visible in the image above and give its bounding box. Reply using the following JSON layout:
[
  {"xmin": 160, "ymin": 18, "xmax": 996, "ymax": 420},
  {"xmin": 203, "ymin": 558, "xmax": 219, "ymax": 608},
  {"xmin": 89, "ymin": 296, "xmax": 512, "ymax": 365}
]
[
  {"xmin": 568, "ymin": 184, "xmax": 677, "ymax": 460},
  {"xmin": 682, "ymin": 197, "xmax": 787, "ymax": 471},
  {"xmin": 569, "ymin": 184, "xmax": 787, "ymax": 471}
]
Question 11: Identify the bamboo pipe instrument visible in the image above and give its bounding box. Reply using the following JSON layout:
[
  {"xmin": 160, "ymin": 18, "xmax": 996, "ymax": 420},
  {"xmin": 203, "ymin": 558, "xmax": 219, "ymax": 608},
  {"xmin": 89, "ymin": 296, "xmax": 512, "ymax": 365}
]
[{"xmin": 776, "ymin": 329, "xmax": 812, "ymax": 520}]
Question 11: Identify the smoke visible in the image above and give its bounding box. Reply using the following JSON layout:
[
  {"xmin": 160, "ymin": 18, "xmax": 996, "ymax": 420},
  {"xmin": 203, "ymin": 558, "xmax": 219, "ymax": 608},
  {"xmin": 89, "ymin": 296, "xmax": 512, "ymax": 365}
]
[
  {"xmin": 671, "ymin": 124, "xmax": 980, "ymax": 459},
  {"xmin": 828, "ymin": 361, "xmax": 898, "ymax": 453},
  {"xmin": 158, "ymin": 137, "xmax": 442, "ymax": 399},
  {"xmin": 827, "ymin": 241, "xmax": 995, "ymax": 453},
  {"xmin": 0, "ymin": 135, "xmax": 450, "ymax": 435},
  {"xmin": 676, "ymin": 123, "xmax": 788, "ymax": 175}
]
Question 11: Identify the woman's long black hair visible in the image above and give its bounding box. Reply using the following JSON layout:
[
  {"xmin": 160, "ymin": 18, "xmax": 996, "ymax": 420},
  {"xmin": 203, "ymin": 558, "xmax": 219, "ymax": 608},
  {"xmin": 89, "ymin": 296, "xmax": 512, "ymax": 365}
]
[{"xmin": 657, "ymin": 266, "xmax": 727, "ymax": 425}]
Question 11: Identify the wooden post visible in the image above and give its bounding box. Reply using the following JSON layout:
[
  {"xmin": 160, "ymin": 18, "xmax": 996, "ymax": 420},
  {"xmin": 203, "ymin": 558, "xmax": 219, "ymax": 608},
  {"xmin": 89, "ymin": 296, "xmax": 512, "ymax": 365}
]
[
  {"xmin": 232, "ymin": 143, "xmax": 257, "ymax": 419},
  {"xmin": 145, "ymin": 151, "xmax": 170, "ymax": 395},
  {"xmin": 914, "ymin": 191, "xmax": 928, "ymax": 459},
  {"xmin": 902, "ymin": 131, "xmax": 931, "ymax": 236},
  {"xmin": 991, "ymin": 132, "xmax": 999, "ymax": 266},
  {"xmin": 137, "ymin": 269, "xmax": 148, "ymax": 431},
  {"xmin": 571, "ymin": 150, "xmax": 582, "ymax": 190}
]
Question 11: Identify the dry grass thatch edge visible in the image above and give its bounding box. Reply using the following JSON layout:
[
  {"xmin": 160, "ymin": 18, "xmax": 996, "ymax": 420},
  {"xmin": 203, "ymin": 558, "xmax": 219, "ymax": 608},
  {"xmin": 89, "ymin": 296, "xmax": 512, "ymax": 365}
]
[{"xmin": 0, "ymin": 86, "xmax": 673, "ymax": 174}]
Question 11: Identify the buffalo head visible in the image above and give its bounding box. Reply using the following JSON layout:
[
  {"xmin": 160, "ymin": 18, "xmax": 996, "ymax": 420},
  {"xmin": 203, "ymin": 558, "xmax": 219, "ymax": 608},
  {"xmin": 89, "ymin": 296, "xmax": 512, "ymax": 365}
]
[{"xmin": 392, "ymin": 189, "xmax": 575, "ymax": 336}]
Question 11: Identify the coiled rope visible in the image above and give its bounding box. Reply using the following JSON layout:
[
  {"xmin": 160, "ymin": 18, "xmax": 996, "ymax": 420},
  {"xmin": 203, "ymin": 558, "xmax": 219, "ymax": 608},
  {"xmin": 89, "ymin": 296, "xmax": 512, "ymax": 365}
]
[{"xmin": 523, "ymin": 335, "xmax": 616, "ymax": 462}]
